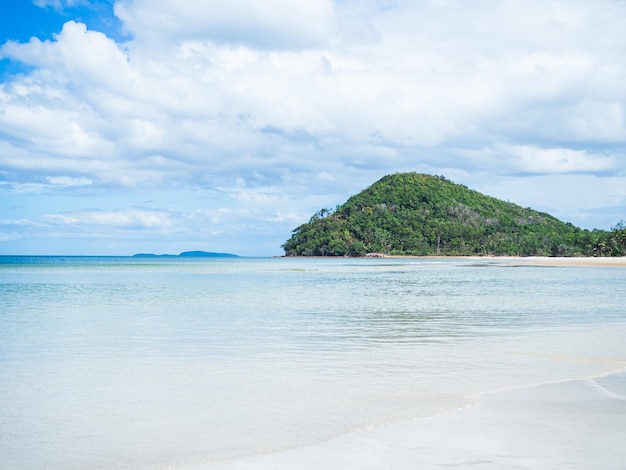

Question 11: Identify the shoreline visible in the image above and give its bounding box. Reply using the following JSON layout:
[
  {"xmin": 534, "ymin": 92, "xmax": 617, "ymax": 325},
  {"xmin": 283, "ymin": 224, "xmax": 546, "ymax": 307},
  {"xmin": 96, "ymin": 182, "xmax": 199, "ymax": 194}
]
[
  {"xmin": 420, "ymin": 255, "xmax": 626, "ymax": 267},
  {"xmin": 497, "ymin": 256, "xmax": 626, "ymax": 267},
  {"xmin": 284, "ymin": 255, "xmax": 626, "ymax": 267},
  {"xmin": 187, "ymin": 370, "xmax": 626, "ymax": 470}
]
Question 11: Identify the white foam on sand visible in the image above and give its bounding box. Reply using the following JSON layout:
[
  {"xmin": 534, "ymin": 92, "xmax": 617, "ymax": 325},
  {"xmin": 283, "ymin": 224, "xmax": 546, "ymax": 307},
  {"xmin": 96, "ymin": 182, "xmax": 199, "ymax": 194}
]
[{"xmin": 189, "ymin": 371, "xmax": 626, "ymax": 470}]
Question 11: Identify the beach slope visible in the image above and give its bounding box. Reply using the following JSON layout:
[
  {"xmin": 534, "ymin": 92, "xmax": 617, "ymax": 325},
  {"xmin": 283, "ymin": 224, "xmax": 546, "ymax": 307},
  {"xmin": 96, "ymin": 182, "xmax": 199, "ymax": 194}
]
[{"xmin": 194, "ymin": 373, "xmax": 626, "ymax": 470}]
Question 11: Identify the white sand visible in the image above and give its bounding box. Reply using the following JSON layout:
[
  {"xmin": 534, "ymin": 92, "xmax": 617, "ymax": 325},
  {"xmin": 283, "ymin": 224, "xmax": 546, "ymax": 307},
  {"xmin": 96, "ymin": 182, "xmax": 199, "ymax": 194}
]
[
  {"xmin": 411, "ymin": 256, "xmax": 626, "ymax": 267},
  {"xmin": 499, "ymin": 256, "xmax": 626, "ymax": 268},
  {"xmin": 189, "ymin": 372, "xmax": 626, "ymax": 470}
]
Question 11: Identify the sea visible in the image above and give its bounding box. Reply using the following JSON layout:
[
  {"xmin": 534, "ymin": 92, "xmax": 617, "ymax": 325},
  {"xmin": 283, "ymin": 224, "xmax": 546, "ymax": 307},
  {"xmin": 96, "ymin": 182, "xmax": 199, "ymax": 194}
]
[{"xmin": 1, "ymin": 256, "xmax": 625, "ymax": 469}]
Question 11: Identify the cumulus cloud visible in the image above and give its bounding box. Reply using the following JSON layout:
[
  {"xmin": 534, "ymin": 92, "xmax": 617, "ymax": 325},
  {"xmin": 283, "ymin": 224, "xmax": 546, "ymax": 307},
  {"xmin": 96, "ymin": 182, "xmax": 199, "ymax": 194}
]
[
  {"xmin": 3, "ymin": 3, "xmax": 625, "ymax": 183},
  {"xmin": 2, "ymin": 21, "xmax": 134, "ymax": 87}
]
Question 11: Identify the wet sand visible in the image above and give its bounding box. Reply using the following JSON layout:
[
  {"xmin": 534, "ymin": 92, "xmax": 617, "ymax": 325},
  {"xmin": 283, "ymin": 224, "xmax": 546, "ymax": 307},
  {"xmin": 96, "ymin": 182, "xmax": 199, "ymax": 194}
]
[{"xmin": 189, "ymin": 372, "xmax": 626, "ymax": 470}]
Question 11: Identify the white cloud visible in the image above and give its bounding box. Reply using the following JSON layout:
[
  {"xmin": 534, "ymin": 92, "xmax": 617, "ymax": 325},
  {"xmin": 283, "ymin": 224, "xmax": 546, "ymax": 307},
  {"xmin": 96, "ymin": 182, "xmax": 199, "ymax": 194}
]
[
  {"xmin": 492, "ymin": 145, "xmax": 617, "ymax": 174},
  {"xmin": 45, "ymin": 176, "xmax": 93, "ymax": 187},
  {"xmin": 45, "ymin": 209, "xmax": 174, "ymax": 229},
  {"xmin": 263, "ymin": 211, "xmax": 303, "ymax": 224},
  {"xmin": 564, "ymin": 100, "xmax": 625, "ymax": 141},
  {"xmin": 2, "ymin": 21, "xmax": 135, "ymax": 89},
  {"xmin": 227, "ymin": 188, "xmax": 281, "ymax": 204},
  {"xmin": 0, "ymin": 218, "xmax": 38, "ymax": 227},
  {"xmin": 114, "ymin": 0, "xmax": 338, "ymax": 49},
  {"xmin": 2, "ymin": 3, "xmax": 624, "ymax": 183}
]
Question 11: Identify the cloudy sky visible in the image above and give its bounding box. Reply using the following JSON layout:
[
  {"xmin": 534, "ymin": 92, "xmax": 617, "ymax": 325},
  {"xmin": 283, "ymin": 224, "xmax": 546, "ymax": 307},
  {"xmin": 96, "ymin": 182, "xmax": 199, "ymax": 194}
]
[{"xmin": 1, "ymin": 0, "xmax": 625, "ymax": 256}]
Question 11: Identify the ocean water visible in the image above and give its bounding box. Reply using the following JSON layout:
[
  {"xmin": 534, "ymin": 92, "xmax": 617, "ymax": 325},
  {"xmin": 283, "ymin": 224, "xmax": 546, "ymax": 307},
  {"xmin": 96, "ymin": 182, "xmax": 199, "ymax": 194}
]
[{"xmin": 0, "ymin": 256, "xmax": 625, "ymax": 469}]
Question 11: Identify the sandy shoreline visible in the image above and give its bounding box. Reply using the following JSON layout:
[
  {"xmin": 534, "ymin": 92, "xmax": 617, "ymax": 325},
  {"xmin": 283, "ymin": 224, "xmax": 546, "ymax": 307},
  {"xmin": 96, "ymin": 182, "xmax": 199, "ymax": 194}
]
[
  {"xmin": 283, "ymin": 255, "xmax": 626, "ymax": 267},
  {"xmin": 381, "ymin": 255, "xmax": 626, "ymax": 267},
  {"xmin": 187, "ymin": 371, "xmax": 626, "ymax": 470},
  {"xmin": 499, "ymin": 256, "xmax": 626, "ymax": 267}
]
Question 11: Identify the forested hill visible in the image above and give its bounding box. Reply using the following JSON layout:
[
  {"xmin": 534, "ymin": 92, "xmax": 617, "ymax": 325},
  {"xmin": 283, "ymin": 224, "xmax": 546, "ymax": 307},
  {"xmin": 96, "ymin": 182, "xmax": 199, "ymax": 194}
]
[{"xmin": 283, "ymin": 173, "xmax": 626, "ymax": 257}]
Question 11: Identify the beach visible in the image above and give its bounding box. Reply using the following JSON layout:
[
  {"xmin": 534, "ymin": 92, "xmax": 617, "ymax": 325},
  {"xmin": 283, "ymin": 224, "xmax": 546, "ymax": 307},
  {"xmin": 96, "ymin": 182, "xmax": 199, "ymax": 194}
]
[{"xmin": 197, "ymin": 372, "xmax": 626, "ymax": 470}]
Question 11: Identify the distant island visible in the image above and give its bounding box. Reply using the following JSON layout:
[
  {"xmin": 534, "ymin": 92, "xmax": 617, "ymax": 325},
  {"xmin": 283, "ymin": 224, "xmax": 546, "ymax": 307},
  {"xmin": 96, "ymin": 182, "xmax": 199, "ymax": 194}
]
[
  {"xmin": 133, "ymin": 251, "xmax": 239, "ymax": 258},
  {"xmin": 283, "ymin": 172, "xmax": 626, "ymax": 257}
]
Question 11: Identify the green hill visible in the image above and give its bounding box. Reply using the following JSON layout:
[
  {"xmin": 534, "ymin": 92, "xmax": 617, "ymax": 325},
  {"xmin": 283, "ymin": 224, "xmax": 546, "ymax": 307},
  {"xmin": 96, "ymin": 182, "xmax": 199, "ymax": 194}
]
[{"xmin": 282, "ymin": 173, "xmax": 625, "ymax": 257}]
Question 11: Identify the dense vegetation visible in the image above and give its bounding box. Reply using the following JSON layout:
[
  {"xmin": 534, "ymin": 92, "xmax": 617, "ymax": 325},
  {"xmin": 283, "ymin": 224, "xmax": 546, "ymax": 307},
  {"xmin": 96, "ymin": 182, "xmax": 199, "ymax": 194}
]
[{"xmin": 283, "ymin": 173, "xmax": 626, "ymax": 257}]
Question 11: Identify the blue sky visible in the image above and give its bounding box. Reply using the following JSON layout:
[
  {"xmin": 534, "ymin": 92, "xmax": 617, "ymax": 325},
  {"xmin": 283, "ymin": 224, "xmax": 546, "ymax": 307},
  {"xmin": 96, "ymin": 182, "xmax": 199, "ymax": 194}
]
[{"xmin": 1, "ymin": 0, "xmax": 625, "ymax": 256}]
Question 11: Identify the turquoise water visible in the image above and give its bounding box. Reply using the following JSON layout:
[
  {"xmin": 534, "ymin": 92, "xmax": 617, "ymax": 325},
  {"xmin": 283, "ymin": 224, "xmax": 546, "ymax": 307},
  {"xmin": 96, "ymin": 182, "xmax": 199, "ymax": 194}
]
[{"xmin": 1, "ymin": 256, "xmax": 625, "ymax": 469}]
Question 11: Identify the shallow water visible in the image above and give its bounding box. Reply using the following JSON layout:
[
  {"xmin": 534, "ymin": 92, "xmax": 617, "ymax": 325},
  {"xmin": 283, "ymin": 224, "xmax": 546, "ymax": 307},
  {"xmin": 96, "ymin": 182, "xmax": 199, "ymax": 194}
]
[
  {"xmin": 203, "ymin": 372, "xmax": 626, "ymax": 470},
  {"xmin": 1, "ymin": 256, "xmax": 625, "ymax": 469}
]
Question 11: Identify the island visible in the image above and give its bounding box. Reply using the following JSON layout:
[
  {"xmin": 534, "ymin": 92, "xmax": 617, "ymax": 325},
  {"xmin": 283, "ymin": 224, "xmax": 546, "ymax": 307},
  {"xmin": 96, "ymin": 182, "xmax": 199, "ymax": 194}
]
[
  {"xmin": 283, "ymin": 173, "xmax": 626, "ymax": 257},
  {"xmin": 133, "ymin": 251, "xmax": 239, "ymax": 258}
]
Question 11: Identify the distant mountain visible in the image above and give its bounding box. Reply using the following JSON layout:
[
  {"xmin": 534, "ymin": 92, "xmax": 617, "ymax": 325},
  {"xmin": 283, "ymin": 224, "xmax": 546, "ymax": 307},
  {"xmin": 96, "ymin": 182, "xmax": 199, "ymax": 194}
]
[
  {"xmin": 178, "ymin": 251, "xmax": 239, "ymax": 258},
  {"xmin": 133, "ymin": 253, "xmax": 177, "ymax": 258},
  {"xmin": 133, "ymin": 251, "xmax": 239, "ymax": 258},
  {"xmin": 283, "ymin": 173, "xmax": 625, "ymax": 257}
]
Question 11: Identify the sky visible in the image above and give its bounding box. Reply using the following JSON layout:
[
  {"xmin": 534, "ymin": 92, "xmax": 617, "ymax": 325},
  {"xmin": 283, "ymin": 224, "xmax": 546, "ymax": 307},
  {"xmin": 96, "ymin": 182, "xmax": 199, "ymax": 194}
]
[{"xmin": 1, "ymin": 0, "xmax": 625, "ymax": 256}]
